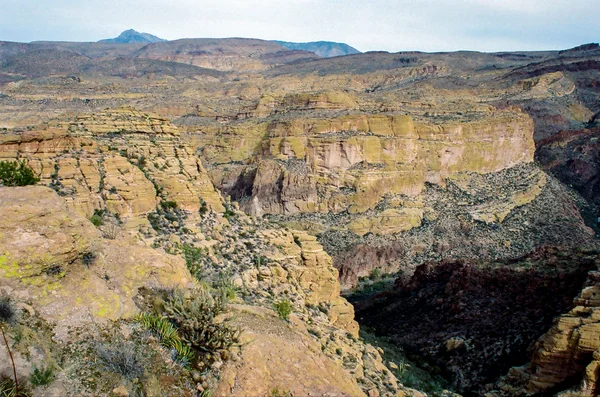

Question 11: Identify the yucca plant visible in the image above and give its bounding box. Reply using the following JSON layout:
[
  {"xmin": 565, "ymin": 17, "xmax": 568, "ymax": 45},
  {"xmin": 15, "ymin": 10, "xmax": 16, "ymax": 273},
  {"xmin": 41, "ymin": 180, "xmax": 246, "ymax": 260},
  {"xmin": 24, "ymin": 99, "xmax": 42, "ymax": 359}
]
[{"xmin": 135, "ymin": 313, "xmax": 195, "ymax": 366}]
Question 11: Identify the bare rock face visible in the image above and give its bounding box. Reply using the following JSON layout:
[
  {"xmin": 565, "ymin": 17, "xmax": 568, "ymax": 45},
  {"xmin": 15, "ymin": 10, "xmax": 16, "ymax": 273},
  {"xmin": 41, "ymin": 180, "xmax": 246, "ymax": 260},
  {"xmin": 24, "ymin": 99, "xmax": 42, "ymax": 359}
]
[
  {"xmin": 0, "ymin": 186, "xmax": 193, "ymax": 338},
  {"xmin": 201, "ymin": 109, "xmax": 535, "ymax": 218},
  {"xmin": 214, "ymin": 305, "xmax": 366, "ymax": 397},
  {"xmin": 0, "ymin": 107, "xmax": 225, "ymax": 230}
]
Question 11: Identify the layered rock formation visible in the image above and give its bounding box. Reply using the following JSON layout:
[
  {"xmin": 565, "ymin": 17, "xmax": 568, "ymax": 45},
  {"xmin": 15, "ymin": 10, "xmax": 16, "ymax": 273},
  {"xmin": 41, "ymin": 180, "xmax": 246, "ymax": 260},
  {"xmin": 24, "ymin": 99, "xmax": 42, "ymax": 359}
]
[
  {"xmin": 0, "ymin": 107, "xmax": 224, "ymax": 230},
  {"xmin": 492, "ymin": 255, "xmax": 600, "ymax": 397},
  {"xmin": 0, "ymin": 110, "xmax": 407, "ymax": 396},
  {"xmin": 200, "ymin": 108, "xmax": 535, "ymax": 217},
  {"xmin": 1, "ymin": 37, "xmax": 599, "ymax": 396}
]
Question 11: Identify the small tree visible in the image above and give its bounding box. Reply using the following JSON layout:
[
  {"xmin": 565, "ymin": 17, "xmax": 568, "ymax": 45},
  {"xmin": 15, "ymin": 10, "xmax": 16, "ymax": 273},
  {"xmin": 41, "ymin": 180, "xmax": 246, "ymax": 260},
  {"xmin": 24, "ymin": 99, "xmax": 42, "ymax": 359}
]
[{"xmin": 0, "ymin": 160, "xmax": 40, "ymax": 187}]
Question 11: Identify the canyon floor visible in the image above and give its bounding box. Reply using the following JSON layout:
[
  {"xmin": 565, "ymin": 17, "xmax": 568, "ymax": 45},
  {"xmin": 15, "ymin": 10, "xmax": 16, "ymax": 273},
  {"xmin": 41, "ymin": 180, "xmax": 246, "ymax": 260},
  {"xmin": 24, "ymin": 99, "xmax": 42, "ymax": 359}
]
[{"xmin": 1, "ymin": 38, "xmax": 600, "ymax": 396}]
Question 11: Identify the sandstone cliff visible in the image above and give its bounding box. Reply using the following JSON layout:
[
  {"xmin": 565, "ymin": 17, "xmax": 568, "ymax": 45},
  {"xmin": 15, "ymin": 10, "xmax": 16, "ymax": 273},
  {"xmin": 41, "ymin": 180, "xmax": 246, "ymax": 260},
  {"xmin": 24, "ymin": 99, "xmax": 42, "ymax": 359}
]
[{"xmin": 0, "ymin": 111, "xmax": 409, "ymax": 397}]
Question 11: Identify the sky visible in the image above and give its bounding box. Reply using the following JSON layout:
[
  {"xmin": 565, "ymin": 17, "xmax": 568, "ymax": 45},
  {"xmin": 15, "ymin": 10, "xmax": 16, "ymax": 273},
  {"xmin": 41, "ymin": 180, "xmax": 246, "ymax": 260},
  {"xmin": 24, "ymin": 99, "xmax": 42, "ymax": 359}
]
[{"xmin": 0, "ymin": 0, "xmax": 599, "ymax": 52}]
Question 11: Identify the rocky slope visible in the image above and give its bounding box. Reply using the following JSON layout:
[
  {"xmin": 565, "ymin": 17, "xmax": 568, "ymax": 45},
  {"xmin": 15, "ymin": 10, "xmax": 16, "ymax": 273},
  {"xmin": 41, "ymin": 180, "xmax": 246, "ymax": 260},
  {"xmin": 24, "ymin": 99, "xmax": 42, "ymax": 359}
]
[
  {"xmin": 489, "ymin": 255, "xmax": 600, "ymax": 397},
  {"xmin": 1, "ymin": 38, "xmax": 599, "ymax": 396},
  {"xmin": 536, "ymin": 125, "xmax": 600, "ymax": 207},
  {"xmin": 0, "ymin": 109, "xmax": 412, "ymax": 397}
]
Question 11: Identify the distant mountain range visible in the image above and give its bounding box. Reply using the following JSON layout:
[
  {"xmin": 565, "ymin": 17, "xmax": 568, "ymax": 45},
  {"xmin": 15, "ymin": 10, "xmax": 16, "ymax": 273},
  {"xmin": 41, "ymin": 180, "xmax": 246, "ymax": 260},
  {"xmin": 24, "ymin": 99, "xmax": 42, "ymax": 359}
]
[
  {"xmin": 273, "ymin": 40, "xmax": 361, "ymax": 58},
  {"xmin": 98, "ymin": 29, "xmax": 165, "ymax": 44},
  {"xmin": 97, "ymin": 30, "xmax": 360, "ymax": 58}
]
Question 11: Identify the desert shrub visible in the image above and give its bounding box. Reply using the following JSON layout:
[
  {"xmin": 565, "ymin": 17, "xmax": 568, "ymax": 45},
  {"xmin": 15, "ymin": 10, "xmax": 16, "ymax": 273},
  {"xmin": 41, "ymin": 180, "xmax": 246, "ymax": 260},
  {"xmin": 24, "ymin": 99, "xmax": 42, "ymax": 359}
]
[
  {"xmin": 101, "ymin": 223, "xmax": 120, "ymax": 240},
  {"xmin": 95, "ymin": 340, "xmax": 145, "ymax": 380},
  {"xmin": 269, "ymin": 388, "xmax": 292, "ymax": 397},
  {"xmin": 90, "ymin": 214, "xmax": 103, "ymax": 226},
  {"xmin": 0, "ymin": 297, "xmax": 20, "ymax": 395},
  {"xmin": 369, "ymin": 268, "xmax": 382, "ymax": 281},
  {"xmin": 162, "ymin": 290, "xmax": 241, "ymax": 354},
  {"xmin": 0, "ymin": 297, "xmax": 16, "ymax": 324},
  {"xmin": 214, "ymin": 275, "xmax": 237, "ymax": 302},
  {"xmin": 0, "ymin": 160, "xmax": 39, "ymax": 187},
  {"xmin": 81, "ymin": 251, "xmax": 96, "ymax": 267},
  {"xmin": 199, "ymin": 200, "xmax": 208, "ymax": 216},
  {"xmin": 29, "ymin": 366, "xmax": 54, "ymax": 387},
  {"xmin": 223, "ymin": 204, "xmax": 236, "ymax": 220},
  {"xmin": 160, "ymin": 200, "xmax": 178, "ymax": 210},
  {"xmin": 273, "ymin": 300, "xmax": 292, "ymax": 321},
  {"xmin": 181, "ymin": 244, "xmax": 204, "ymax": 279}
]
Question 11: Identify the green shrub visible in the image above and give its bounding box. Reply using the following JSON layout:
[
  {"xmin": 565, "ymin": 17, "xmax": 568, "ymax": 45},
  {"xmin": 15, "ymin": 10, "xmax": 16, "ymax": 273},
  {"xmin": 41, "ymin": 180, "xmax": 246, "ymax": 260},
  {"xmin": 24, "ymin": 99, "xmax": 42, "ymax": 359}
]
[
  {"xmin": 269, "ymin": 388, "xmax": 292, "ymax": 397},
  {"xmin": 29, "ymin": 366, "xmax": 54, "ymax": 387},
  {"xmin": 369, "ymin": 268, "xmax": 381, "ymax": 281},
  {"xmin": 160, "ymin": 200, "xmax": 178, "ymax": 210},
  {"xmin": 273, "ymin": 300, "xmax": 292, "ymax": 321},
  {"xmin": 214, "ymin": 275, "xmax": 237, "ymax": 302},
  {"xmin": 223, "ymin": 204, "xmax": 236, "ymax": 220},
  {"xmin": 181, "ymin": 244, "xmax": 204, "ymax": 280},
  {"xmin": 90, "ymin": 214, "xmax": 103, "ymax": 226},
  {"xmin": 0, "ymin": 160, "xmax": 39, "ymax": 187},
  {"xmin": 199, "ymin": 200, "xmax": 208, "ymax": 216}
]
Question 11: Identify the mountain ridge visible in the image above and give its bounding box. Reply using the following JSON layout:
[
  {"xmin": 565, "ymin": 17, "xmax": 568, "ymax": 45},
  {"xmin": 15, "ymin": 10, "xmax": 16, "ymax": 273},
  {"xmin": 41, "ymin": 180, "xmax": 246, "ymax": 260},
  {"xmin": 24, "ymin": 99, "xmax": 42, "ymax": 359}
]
[
  {"xmin": 99, "ymin": 28, "xmax": 165, "ymax": 44},
  {"xmin": 273, "ymin": 40, "xmax": 361, "ymax": 57}
]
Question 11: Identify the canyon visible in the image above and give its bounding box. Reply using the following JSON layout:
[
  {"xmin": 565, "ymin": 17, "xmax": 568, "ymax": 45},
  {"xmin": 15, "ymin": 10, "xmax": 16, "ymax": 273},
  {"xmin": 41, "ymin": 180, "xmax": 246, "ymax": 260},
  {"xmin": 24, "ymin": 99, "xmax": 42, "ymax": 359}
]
[{"xmin": 0, "ymin": 34, "xmax": 600, "ymax": 396}]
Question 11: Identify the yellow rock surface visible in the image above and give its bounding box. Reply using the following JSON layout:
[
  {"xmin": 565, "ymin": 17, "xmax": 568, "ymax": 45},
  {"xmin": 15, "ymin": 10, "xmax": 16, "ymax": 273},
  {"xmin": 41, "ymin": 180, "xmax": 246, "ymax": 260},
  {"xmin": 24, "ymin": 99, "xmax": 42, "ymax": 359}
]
[
  {"xmin": 0, "ymin": 108, "xmax": 225, "ymax": 224},
  {"xmin": 214, "ymin": 305, "xmax": 366, "ymax": 397},
  {"xmin": 349, "ymin": 208, "xmax": 424, "ymax": 236},
  {"xmin": 0, "ymin": 186, "xmax": 193, "ymax": 337}
]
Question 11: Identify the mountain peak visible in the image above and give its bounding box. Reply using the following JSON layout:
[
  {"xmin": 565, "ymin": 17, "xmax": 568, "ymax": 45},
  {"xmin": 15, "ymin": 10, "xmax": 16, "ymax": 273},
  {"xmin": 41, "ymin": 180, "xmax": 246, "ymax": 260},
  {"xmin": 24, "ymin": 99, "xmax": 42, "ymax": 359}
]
[
  {"xmin": 99, "ymin": 29, "xmax": 165, "ymax": 44},
  {"xmin": 273, "ymin": 40, "xmax": 361, "ymax": 58}
]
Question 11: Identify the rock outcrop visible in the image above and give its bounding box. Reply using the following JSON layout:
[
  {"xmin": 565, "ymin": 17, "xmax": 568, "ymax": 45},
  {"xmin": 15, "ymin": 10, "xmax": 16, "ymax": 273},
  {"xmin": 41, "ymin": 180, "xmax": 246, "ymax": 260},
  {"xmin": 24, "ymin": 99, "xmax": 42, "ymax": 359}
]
[
  {"xmin": 492, "ymin": 255, "xmax": 600, "ymax": 397},
  {"xmin": 0, "ymin": 186, "xmax": 193, "ymax": 338},
  {"xmin": 201, "ymin": 109, "xmax": 535, "ymax": 217},
  {"xmin": 0, "ymin": 107, "xmax": 224, "ymax": 230},
  {"xmin": 352, "ymin": 248, "xmax": 599, "ymax": 395}
]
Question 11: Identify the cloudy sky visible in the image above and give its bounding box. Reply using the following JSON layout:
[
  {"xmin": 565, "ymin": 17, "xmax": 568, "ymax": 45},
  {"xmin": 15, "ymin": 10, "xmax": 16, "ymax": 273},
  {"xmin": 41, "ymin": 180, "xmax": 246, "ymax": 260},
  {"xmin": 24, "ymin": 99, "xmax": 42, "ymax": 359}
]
[{"xmin": 1, "ymin": 0, "xmax": 598, "ymax": 52}]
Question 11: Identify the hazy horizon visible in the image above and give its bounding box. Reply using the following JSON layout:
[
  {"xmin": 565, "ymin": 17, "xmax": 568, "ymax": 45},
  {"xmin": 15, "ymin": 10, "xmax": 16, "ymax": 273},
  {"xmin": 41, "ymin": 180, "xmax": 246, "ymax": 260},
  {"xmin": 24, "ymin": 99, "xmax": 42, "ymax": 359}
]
[{"xmin": 1, "ymin": 0, "xmax": 599, "ymax": 53}]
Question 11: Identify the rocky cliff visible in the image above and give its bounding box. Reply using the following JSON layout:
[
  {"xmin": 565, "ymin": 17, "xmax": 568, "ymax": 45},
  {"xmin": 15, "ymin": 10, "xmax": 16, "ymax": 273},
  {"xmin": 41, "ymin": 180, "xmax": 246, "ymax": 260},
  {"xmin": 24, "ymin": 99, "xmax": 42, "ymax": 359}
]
[{"xmin": 0, "ymin": 109, "xmax": 410, "ymax": 397}]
